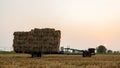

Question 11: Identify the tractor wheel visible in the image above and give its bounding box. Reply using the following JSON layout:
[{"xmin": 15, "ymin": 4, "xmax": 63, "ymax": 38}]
[
  {"xmin": 82, "ymin": 53, "xmax": 86, "ymax": 57},
  {"xmin": 88, "ymin": 53, "xmax": 91, "ymax": 57}
]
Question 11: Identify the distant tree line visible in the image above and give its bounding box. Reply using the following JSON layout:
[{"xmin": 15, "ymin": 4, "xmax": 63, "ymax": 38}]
[
  {"xmin": 96, "ymin": 45, "xmax": 120, "ymax": 54},
  {"xmin": 0, "ymin": 51, "xmax": 16, "ymax": 54}
]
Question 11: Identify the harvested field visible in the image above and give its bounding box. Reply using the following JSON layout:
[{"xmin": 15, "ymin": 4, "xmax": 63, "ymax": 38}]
[{"xmin": 0, "ymin": 54, "xmax": 120, "ymax": 68}]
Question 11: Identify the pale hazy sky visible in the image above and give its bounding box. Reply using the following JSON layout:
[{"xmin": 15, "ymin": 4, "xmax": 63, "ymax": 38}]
[{"xmin": 0, "ymin": 0, "xmax": 120, "ymax": 51}]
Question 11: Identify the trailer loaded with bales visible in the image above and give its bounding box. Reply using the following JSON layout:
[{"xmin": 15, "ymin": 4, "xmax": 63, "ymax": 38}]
[
  {"xmin": 13, "ymin": 28, "xmax": 61, "ymax": 57},
  {"xmin": 13, "ymin": 28, "xmax": 95, "ymax": 57}
]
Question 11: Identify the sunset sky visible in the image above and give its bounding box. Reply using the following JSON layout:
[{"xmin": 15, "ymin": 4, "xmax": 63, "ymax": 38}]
[{"xmin": 0, "ymin": 0, "xmax": 120, "ymax": 51}]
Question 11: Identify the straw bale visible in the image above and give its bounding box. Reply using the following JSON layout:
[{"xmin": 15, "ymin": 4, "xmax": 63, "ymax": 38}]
[{"xmin": 13, "ymin": 28, "xmax": 61, "ymax": 54}]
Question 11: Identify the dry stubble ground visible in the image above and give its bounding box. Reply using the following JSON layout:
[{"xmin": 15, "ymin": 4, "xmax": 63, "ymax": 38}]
[{"xmin": 0, "ymin": 54, "xmax": 120, "ymax": 68}]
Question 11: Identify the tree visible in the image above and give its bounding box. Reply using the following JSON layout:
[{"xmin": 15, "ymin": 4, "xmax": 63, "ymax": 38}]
[
  {"xmin": 114, "ymin": 51, "xmax": 120, "ymax": 54},
  {"xmin": 107, "ymin": 50, "xmax": 113, "ymax": 54},
  {"xmin": 96, "ymin": 45, "xmax": 107, "ymax": 54}
]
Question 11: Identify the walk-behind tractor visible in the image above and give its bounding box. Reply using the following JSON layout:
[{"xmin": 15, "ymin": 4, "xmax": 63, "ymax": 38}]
[
  {"xmin": 62, "ymin": 47, "xmax": 95, "ymax": 57},
  {"xmin": 82, "ymin": 48, "xmax": 95, "ymax": 57}
]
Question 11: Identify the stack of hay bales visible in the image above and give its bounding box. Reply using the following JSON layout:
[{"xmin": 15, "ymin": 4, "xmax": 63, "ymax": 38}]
[
  {"xmin": 13, "ymin": 32, "xmax": 29, "ymax": 53},
  {"xmin": 13, "ymin": 28, "xmax": 61, "ymax": 54}
]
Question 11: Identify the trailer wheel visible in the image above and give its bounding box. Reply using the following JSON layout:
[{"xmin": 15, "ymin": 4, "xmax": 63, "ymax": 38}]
[
  {"xmin": 32, "ymin": 53, "xmax": 37, "ymax": 58},
  {"xmin": 37, "ymin": 53, "xmax": 42, "ymax": 57},
  {"xmin": 31, "ymin": 52, "xmax": 42, "ymax": 58}
]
